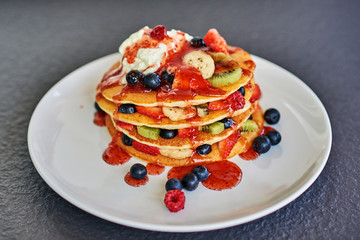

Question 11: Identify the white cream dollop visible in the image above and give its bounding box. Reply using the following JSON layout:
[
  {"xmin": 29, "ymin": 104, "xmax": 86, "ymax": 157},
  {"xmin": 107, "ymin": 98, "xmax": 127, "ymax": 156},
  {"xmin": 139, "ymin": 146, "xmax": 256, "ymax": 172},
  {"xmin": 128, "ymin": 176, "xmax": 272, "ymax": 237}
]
[{"xmin": 118, "ymin": 26, "xmax": 148, "ymax": 58}]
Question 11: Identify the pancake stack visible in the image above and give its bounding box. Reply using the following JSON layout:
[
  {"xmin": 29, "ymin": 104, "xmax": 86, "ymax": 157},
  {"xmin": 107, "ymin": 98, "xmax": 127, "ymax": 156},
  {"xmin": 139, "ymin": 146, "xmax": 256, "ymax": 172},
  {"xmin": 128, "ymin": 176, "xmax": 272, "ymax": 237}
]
[{"xmin": 95, "ymin": 27, "xmax": 264, "ymax": 167}]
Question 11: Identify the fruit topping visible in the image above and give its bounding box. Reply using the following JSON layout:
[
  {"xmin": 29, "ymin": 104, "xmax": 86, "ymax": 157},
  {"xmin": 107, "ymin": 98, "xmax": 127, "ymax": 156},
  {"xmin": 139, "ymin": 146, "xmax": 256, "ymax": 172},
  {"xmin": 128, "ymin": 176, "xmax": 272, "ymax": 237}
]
[
  {"xmin": 122, "ymin": 134, "xmax": 133, "ymax": 146},
  {"xmin": 196, "ymin": 104, "xmax": 210, "ymax": 116},
  {"xmin": 207, "ymin": 52, "xmax": 242, "ymax": 87},
  {"xmin": 196, "ymin": 144, "xmax": 212, "ymax": 155},
  {"xmin": 208, "ymin": 91, "xmax": 245, "ymax": 111},
  {"xmin": 252, "ymin": 135, "xmax": 271, "ymax": 154},
  {"xmin": 116, "ymin": 121, "xmax": 134, "ymax": 130},
  {"xmin": 178, "ymin": 127, "xmax": 198, "ymax": 138},
  {"xmin": 238, "ymin": 86, "xmax": 245, "ymax": 96},
  {"xmin": 264, "ymin": 108, "xmax": 280, "ymax": 124},
  {"xmin": 220, "ymin": 118, "xmax": 234, "ymax": 129},
  {"xmin": 208, "ymin": 122, "xmax": 225, "ymax": 135},
  {"xmin": 132, "ymin": 140, "xmax": 160, "ymax": 156},
  {"xmin": 189, "ymin": 76, "xmax": 211, "ymax": 90},
  {"xmin": 164, "ymin": 190, "xmax": 185, "ymax": 212},
  {"xmin": 150, "ymin": 25, "xmax": 168, "ymax": 41},
  {"xmin": 160, "ymin": 70, "xmax": 174, "ymax": 85},
  {"xmin": 165, "ymin": 178, "xmax": 183, "ymax": 191},
  {"xmin": 182, "ymin": 173, "xmax": 199, "ymax": 191},
  {"xmin": 143, "ymin": 73, "xmax": 161, "ymax": 90},
  {"xmin": 137, "ymin": 125, "xmax": 160, "ymax": 140},
  {"xmin": 118, "ymin": 104, "xmax": 137, "ymax": 114},
  {"xmin": 130, "ymin": 163, "xmax": 147, "ymax": 180},
  {"xmin": 248, "ymin": 114, "xmax": 253, "ymax": 120},
  {"xmin": 160, "ymin": 129, "xmax": 178, "ymax": 139},
  {"xmin": 135, "ymin": 106, "xmax": 166, "ymax": 119},
  {"xmin": 240, "ymin": 119, "xmax": 258, "ymax": 132},
  {"xmin": 192, "ymin": 166, "xmax": 209, "ymax": 182},
  {"xmin": 94, "ymin": 102, "xmax": 104, "ymax": 112},
  {"xmin": 189, "ymin": 37, "xmax": 207, "ymax": 48},
  {"xmin": 183, "ymin": 50, "xmax": 215, "ymax": 79},
  {"xmin": 160, "ymin": 148, "xmax": 193, "ymax": 159},
  {"xmin": 203, "ymin": 29, "xmax": 229, "ymax": 54},
  {"xmin": 162, "ymin": 106, "xmax": 196, "ymax": 121},
  {"xmin": 250, "ymin": 83, "xmax": 261, "ymax": 103},
  {"xmin": 266, "ymin": 130, "xmax": 281, "ymax": 145},
  {"xmin": 126, "ymin": 70, "xmax": 143, "ymax": 85},
  {"xmin": 218, "ymin": 131, "xmax": 241, "ymax": 159}
]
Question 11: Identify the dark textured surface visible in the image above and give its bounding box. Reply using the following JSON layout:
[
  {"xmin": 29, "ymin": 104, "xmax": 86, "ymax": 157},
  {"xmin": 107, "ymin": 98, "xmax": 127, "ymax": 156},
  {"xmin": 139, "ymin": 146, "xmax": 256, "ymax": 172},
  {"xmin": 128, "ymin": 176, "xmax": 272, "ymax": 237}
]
[{"xmin": 1, "ymin": 0, "xmax": 359, "ymax": 239}]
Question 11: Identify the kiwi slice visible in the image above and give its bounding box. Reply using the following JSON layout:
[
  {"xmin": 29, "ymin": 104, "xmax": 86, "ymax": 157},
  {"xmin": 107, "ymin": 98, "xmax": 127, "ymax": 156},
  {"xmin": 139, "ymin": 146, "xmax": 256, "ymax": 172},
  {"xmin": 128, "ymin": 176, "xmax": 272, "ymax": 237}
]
[
  {"xmin": 207, "ymin": 52, "xmax": 242, "ymax": 87},
  {"xmin": 137, "ymin": 125, "xmax": 160, "ymax": 140},
  {"xmin": 199, "ymin": 125, "xmax": 210, "ymax": 132},
  {"xmin": 209, "ymin": 122, "xmax": 225, "ymax": 135},
  {"xmin": 240, "ymin": 120, "xmax": 258, "ymax": 132}
]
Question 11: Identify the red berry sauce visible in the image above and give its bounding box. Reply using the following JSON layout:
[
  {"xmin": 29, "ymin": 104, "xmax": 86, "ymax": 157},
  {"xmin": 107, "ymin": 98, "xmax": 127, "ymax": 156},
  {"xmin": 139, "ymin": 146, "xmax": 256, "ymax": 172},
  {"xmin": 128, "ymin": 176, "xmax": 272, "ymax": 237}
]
[
  {"xmin": 146, "ymin": 163, "xmax": 165, "ymax": 175},
  {"xmin": 124, "ymin": 172, "xmax": 149, "ymax": 187},
  {"xmin": 93, "ymin": 111, "xmax": 106, "ymax": 126}
]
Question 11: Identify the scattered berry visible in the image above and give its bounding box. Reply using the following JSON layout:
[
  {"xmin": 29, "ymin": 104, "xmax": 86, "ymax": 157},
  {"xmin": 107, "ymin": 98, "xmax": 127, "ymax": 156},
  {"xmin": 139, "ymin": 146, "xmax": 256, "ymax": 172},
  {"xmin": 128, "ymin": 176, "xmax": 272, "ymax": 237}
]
[
  {"xmin": 130, "ymin": 163, "xmax": 147, "ymax": 180},
  {"xmin": 192, "ymin": 166, "xmax": 209, "ymax": 182},
  {"xmin": 190, "ymin": 37, "xmax": 206, "ymax": 48},
  {"xmin": 266, "ymin": 130, "xmax": 281, "ymax": 145},
  {"xmin": 164, "ymin": 190, "xmax": 185, "ymax": 212},
  {"xmin": 203, "ymin": 29, "xmax": 229, "ymax": 54},
  {"xmin": 220, "ymin": 118, "xmax": 234, "ymax": 129},
  {"xmin": 122, "ymin": 134, "xmax": 133, "ymax": 146},
  {"xmin": 160, "ymin": 129, "xmax": 178, "ymax": 139},
  {"xmin": 196, "ymin": 144, "xmax": 212, "ymax": 155},
  {"xmin": 264, "ymin": 108, "xmax": 280, "ymax": 124},
  {"xmin": 160, "ymin": 70, "xmax": 174, "ymax": 85},
  {"xmin": 126, "ymin": 70, "xmax": 143, "ymax": 84},
  {"xmin": 118, "ymin": 104, "xmax": 137, "ymax": 114},
  {"xmin": 165, "ymin": 178, "xmax": 183, "ymax": 191},
  {"xmin": 252, "ymin": 135, "xmax": 271, "ymax": 154},
  {"xmin": 132, "ymin": 140, "xmax": 160, "ymax": 156},
  {"xmin": 248, "ymin": 115, "xmax": 253, "ymax": 120},
  {"xmin": 238, "ymin": 87, "xmax": 245, "ymax": 96},
  {"xmin": 94, "ymin": 102, "xmax": 104, "ymax": 112},
  {"xmin": 182, "ymin": 173, "xmax": 199, "ymax": 191},
  {"xmin": 143, "ymin": 73, "xmax": 161, "ymax": 90},
  {"xmin": 150, "ymin": 25, "xmax": 168, "ymax": 41}
]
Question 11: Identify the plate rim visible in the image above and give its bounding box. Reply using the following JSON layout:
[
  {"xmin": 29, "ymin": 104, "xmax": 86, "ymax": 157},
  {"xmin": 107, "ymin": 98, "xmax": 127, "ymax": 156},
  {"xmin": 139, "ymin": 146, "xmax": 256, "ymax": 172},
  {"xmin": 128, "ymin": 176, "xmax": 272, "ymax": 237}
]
[{"xmin": 27, "ymin": 53, "xmax": 332, "ymax": 232}]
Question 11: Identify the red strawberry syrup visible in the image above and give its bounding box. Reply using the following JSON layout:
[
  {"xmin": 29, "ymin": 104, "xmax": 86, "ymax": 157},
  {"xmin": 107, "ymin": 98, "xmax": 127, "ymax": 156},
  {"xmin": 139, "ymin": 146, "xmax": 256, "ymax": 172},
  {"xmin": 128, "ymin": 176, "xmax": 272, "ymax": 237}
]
[
  {"xmin": 146, "ymin": 163, "xmax": 165, "ymax": 175},
  {"xmin": 102, "ymin": 134, "xmax": 131, "ymax": 165},
  {"xmin": 93, "ymin": 111, "xmax": 106, "ymax": 126},
  {"xmin": 124, "ymin": 173, "xmax": 149, "ymax": 187}
]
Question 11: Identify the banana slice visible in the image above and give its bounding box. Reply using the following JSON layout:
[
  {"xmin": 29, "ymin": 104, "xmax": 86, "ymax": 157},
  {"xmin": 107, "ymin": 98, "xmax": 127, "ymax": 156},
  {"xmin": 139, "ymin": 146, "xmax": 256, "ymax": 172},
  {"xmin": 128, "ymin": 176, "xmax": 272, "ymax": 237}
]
[
  {"xmin": 183, "ymin": 50, "xmax": 215, "ymax": 79},
  {"xmin": 160, "ymin": 148, "xmax": 193, "ymax": 159},
  {"xmin": 162, "ymin": 106, "xmax": 196, "ymax": 121}
]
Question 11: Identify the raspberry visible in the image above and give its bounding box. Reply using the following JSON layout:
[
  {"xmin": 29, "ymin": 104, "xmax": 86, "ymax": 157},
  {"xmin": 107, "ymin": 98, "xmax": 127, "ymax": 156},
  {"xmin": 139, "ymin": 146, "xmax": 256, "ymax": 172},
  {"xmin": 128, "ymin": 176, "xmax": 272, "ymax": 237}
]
[
  {"xmin": 164, "ymin": 190, "xmax": 185, "ymax": 212},
  {"xmin": 150, "ymin": 25, "xmax": 168, "ymax": 41}
]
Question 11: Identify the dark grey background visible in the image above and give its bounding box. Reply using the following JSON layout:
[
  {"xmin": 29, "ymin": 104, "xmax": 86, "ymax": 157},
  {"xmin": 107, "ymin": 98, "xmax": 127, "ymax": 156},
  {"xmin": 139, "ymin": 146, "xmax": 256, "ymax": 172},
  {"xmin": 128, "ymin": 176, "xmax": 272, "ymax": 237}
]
[{"xmin": 1, "ymin": 0, "xmax": 359, "ymax": 239}]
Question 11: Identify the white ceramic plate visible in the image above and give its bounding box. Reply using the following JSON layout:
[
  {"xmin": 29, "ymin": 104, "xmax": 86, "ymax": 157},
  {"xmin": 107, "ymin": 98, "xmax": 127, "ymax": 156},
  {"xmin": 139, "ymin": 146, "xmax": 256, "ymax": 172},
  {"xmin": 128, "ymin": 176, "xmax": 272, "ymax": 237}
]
[{"xmin": 28, "ymin": 53, "xmax": 332, "ymax": 232}]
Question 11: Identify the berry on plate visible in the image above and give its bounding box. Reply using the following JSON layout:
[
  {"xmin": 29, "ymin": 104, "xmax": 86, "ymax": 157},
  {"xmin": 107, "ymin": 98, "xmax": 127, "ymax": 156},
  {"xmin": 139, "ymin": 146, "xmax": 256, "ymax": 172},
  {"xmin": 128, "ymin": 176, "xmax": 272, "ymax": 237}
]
[{"xmin": 164, "ymin": 190, "xmax": 185, "ymax": 212}]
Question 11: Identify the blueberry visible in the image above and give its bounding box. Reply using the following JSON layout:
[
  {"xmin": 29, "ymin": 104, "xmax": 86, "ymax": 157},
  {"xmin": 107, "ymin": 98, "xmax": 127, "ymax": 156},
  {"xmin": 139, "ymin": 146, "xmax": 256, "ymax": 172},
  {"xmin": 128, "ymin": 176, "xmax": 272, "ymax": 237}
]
[
  {"xmin": 182, "ymin": 173, "xmax": 199, "ymax": 191},
  {"xmin": 248, "ymin": 114, "xmax": 253, "ymax": 120},
  {"xmin": 130, "ymin": 163, "xmax": 147, "ymax": 180},
  {"xmin": 160, "ymin": 129, "xmax": 178, "ymax": 139},
  {"xmin": 220, "ymin": 118, "xmax": 234, "ymax": 129},
  {"xmin": 160, "ymin": 70, "xmax": 174, "ymax": 85},
  {"xmin": 143, "ymin": 73, "xmax": 161, "ymax": 90},
  {"xmin": 266, "ymin": 130, "xmax": 281, "ymax": 145},
  {"xmin": 192, "ymin": 166, "xmax": 209, "ymax": 182},
  {"xmin": 190, "ymin": 37, "xmax": 206, "ymax": 48},
  {"xmin": 264, "ymin": 108, "xmax": 280, "ymax": 124},
  {"xmin": 94, "ymin": 102, "xmax": 104, "ymax": 112},
  {"xmin": 118, "ymin": 104, "xmax": 137, "ymax": 114},
  {"xmin": 122, "ymin": 134, "xmax": 133, "ymax": 146},
  {"xmin": 238, "ymin": 87, "xmax": 245, "ymax": 96},
  {"xmin": 165, "ymin": 178, "xmax": 182, "ymax": 191},
  {"xmin": 126, "ymin": 70, "xmax": 143, "ymax": 84},
  {"xmin": 196, "ymin": 144, "xmax": 212, "ymax": 155},
  {"xmin": 252, "ymin": 135, "xmax": 271, "ymax": 154}
]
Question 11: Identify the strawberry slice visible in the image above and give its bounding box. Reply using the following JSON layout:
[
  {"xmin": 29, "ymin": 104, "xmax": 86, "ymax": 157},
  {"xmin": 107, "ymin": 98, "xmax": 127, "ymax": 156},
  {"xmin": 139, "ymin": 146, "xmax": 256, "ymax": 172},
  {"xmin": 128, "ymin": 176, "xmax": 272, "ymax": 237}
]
[
  {"xmin": 208, "ymin": 91, "xmax": 245, "ymax": 111},
  {"xmin": 218, "ymin": 131, "xmax": 241, "ymax": 160},
  {"xmin": 189, "ymin": 77, "xmax": 211, "ymax": 90},
  {"xmin": 116, "ymin": 121, "xmax": 134, "ymax": 131},
  {"xmin": 136, "ymin": 106, "xmax": 166, "ymax": 119},
  {"xmin": 203, "ymin": 29, "xmax": 229, "ymax": 55},
  {"xmin": 250, "ymin": 84, "xmax": 261, "ymax": 103},
  {"xmin": 178, "ymin": 127, "xmax": 198, "ymax": 138},
  {"xmin": 132, "ymin": 140, "xmax": 160, "ymax": 156}
]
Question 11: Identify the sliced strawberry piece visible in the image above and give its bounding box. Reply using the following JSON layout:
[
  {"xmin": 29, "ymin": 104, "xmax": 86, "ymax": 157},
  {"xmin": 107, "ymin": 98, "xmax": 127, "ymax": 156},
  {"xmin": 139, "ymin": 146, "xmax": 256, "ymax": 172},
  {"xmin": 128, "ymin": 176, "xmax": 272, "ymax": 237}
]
[
  {"xmin": 189, "ymin": 77, "xmax": 211, "ymax": 91},
  {"xmin": 178, "ymin": 127, "xmax": 198, "ymax": 138},
  {"xmin": 132, "ymin": 140, "xmax": 160, "ymax": 156},
  {"xmin": 208, "ymin": 91, "xmax": 245, "ymax": 111},
  {"xmin": 203, "ymin": 29, "xmax": 229, "ymax": 55},
  {"xmin": 218, "ymin": 131, "xmax": 241, "ymax": 160},
  {"xmin": 116, "ymin": 121, "xmax": 134, "ymax": 131},
  {"xmin": 250, "ymin": 84, "xmax": 261, "ymax": 103},
  {"xmin": 208, "ymin": 100, "xmax": 228, "ymax": 111},
  {"xmin": 136, "ymin": 106, "xmax": 166, "ymax": 119}
]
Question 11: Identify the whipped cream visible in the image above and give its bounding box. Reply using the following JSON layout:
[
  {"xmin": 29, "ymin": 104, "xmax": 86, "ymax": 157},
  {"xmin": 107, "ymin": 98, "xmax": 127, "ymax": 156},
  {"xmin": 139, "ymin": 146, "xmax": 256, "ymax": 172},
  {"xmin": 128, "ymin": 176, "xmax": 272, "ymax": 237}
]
[{"xmin": 118, "ymin": 27, "xmax": 193, "ymax": 84}]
